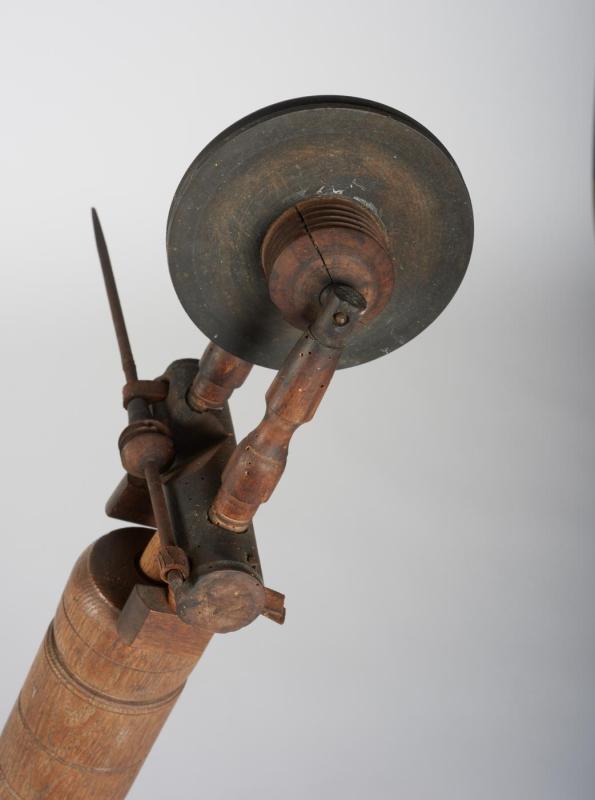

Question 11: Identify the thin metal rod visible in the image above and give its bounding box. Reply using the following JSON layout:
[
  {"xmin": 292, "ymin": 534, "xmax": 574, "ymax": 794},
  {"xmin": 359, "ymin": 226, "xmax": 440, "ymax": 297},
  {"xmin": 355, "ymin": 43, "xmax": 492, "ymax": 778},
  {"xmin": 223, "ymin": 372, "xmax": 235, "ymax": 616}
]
[
  {"xmin": 144, "ymin": 461, "xmax": 175, "ymax": 549},
  {"xmin": 144, "ymin": 461, "xmax": 184, "ymax": 588},
  {"xmin": 91, "ymin": 208, "xmax": 138, "ymax": 383}
]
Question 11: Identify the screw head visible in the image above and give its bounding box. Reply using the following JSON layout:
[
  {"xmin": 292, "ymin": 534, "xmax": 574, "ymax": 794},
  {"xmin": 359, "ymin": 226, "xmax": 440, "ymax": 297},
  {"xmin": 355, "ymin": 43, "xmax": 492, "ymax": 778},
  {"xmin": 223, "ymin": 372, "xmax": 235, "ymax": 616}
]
[{"xmin": 333, "ymin": 311, "xmax": 349, "ymax": 326}]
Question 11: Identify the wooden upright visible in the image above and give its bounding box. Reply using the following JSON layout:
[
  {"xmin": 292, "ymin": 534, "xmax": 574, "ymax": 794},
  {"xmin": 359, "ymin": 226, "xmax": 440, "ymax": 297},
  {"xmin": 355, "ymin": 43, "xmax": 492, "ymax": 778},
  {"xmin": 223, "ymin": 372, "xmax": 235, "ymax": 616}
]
[{"xmin": 0, "ymin": 528, "xmax": 211, "ymax": 799}]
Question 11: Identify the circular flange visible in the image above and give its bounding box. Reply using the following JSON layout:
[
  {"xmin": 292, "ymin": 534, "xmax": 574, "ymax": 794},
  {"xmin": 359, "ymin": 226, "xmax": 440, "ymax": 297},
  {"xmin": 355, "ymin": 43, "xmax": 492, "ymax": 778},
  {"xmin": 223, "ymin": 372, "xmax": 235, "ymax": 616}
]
[{"xmin": 167, "ymin": 96, "xmax": 474, "ymax": 369}]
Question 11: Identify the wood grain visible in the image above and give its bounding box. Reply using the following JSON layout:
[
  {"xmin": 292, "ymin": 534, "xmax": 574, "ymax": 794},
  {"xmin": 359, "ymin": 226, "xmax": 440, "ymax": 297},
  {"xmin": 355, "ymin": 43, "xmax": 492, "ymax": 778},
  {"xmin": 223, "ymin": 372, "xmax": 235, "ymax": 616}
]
[
  {"xmin": 209, "ymin": 285, "xmax": 365, "ymax": 531},
  {"xmin": 0, "ymin": 528, "xmax": 211, "ymax": 799},
  {"xmin": 187, "ymin": 342, "xmax": 252, "ymax": 412}
]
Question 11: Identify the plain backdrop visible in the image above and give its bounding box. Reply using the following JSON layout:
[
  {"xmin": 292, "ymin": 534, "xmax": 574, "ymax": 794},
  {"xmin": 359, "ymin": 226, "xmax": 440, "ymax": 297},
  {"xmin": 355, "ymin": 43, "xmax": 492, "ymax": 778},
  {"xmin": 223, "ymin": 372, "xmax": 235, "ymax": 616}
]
[{"xmin": 1, "ymin": 2, "xmax": 594, "ymax": 798}]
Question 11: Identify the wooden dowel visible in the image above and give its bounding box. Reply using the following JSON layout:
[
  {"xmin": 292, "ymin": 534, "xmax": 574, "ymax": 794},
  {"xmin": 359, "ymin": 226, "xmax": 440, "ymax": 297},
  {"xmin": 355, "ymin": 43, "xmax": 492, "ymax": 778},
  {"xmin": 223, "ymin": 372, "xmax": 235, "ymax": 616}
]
[
  {"xmin": 139, "ymin": 530, "xmax": 162, "ymax": 582},
  {"xmin": 188, "ymin": 342, "xmax": 252, "ymax": 412},
  {"xmin": 209, "ymin": 285, "xmax": 365, "ymax": 532}
]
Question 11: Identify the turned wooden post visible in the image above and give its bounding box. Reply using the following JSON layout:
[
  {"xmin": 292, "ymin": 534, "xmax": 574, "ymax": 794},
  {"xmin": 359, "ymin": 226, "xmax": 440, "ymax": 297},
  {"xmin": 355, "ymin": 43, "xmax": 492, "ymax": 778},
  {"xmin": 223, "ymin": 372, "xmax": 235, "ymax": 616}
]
[
  {"xmin": 209, "ymin": 285, "xmax": 366, "ymax": 532},
  {"xmin": 0, "ymin": 528, "xmax": 211, "ymax": 799},
  {"xmin": 187, "ymin": 342, "xmax": 252, "ymax": 412}
]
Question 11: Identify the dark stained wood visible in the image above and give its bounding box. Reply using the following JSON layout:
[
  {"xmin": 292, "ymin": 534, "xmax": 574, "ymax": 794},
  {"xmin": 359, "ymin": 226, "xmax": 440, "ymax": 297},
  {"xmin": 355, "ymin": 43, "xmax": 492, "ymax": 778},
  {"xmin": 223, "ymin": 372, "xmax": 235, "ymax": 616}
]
[
  {"xmin": 167, "ymin": 96, "xmax": 474, "ymax": 370},
  {"xmin": 150, "ymin": 360, "xmax": 265, "ymax": 629},
  {"xmin": 105, "ymin": 360, "xmax": 266, "ymax": 632},
  {"xmin": 106, "ymin": 472, "xmax": 155, "ymax": 527}
]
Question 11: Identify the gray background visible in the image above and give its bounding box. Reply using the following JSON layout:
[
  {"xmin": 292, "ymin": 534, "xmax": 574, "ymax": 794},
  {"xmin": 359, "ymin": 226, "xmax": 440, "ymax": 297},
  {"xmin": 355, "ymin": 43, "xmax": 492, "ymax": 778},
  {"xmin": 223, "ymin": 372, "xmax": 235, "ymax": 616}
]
[{"xmin": 1, "ymin": 1, "xmax": 594, "ymax": 798}]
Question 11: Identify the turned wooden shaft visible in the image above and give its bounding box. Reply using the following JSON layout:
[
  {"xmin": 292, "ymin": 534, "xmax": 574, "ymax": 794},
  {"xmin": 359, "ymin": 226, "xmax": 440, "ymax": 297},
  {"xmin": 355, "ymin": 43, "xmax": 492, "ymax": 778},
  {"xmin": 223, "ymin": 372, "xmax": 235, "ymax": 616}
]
[
  {"xmin": 209, "ymin": 285, "xmax": 365, "ymax": 532},
  {"xmin": 138, "ymin": 531, "xmax": 179, "ymax": 608},
  {"xmin": 188, "ymin": 342, "xmax": 252, "ymax": 411},
  {"xmin": 0, "ymin": 528, "xmax": 211, "ymax": 799}
]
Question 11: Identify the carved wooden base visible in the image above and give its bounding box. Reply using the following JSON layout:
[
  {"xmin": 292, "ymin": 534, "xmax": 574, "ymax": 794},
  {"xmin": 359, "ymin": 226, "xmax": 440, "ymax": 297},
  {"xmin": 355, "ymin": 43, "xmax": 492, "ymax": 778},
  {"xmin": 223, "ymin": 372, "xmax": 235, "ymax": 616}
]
[{"xmin": 0, "ymin": 528, "xmax": 211, "ymax": 799}]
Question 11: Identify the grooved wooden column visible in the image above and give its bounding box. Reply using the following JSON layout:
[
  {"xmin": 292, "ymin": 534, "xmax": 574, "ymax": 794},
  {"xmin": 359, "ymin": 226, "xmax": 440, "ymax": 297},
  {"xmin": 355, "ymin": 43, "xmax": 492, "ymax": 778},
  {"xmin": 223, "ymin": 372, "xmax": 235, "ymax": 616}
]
[{"xmin": 0, "ymin": 528, "xmax": 211, "ymax": 799}]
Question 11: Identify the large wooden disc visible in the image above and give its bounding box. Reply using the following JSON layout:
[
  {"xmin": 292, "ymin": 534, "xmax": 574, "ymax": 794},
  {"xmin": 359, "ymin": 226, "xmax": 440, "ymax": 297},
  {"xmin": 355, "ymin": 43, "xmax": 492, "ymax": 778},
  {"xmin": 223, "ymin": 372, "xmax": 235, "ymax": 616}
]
[{"xmin": 167, "ymin": 96, "xmax": 473, "ymax": 369}]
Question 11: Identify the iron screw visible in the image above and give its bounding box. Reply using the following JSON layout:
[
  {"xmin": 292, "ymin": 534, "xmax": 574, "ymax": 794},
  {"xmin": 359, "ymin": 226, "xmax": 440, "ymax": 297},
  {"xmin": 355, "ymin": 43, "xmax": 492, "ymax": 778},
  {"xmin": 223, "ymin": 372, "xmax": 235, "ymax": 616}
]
[{"xmin": 333, "ymin": 311, "xmax": 349, "ymax": 326}]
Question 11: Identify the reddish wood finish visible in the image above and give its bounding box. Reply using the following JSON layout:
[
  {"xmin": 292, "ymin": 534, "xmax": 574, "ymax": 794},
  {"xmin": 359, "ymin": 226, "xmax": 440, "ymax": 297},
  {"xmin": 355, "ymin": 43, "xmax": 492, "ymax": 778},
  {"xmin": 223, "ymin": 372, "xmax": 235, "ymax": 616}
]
[
  {"xmin": 261, "ymin": 196, "xmax": 394, "ymax": 331},
  {"xmin": 209, "ymin": 285, "xmax": 366, "ymax": 532},
  {"xmin": 0, "ymin": 529, "xmax": 211, "ymax": 799},
  {"xmin": 187, "ymin": 342, "xmax": 252, "ymax": 412}
]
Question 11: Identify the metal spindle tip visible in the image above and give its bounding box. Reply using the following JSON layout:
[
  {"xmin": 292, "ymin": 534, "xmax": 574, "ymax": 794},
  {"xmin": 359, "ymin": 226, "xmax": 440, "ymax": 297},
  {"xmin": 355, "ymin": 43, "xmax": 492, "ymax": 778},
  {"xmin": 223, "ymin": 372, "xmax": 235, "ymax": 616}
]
[{"xmin": 91, "ymin": 207, "xmax": 102, "ymax": 233}]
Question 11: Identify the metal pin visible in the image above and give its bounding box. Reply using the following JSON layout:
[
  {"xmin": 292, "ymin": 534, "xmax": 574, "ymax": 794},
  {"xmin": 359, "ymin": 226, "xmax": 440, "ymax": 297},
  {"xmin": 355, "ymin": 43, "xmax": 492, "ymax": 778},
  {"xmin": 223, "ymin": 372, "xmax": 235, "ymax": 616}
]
[{"xmin": 91, "ymin": 208, "xmax": 138, "ymax": 384}]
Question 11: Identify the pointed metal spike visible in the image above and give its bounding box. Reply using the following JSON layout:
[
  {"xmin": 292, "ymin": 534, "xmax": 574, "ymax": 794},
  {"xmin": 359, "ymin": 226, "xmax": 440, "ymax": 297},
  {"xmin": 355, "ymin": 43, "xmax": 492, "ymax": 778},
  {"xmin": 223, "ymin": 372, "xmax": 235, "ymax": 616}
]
[{"xmin": 91, "ymin": 208, "xmax": 137, "ymax": 383}]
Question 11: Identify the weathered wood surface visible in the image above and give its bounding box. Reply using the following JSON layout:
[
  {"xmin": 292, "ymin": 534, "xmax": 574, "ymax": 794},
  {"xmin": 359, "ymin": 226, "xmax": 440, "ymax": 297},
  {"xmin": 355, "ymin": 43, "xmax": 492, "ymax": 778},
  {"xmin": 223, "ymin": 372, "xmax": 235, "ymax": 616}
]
[
  {"xmin": 187, "ymin": 342, "xmax": 252, "ymax": 412},
  {"xmin": 0, "ymin": 528, "xmax": 211, "ymax": 799},
  {"xmin": 209, "ymin": 285, "xmax": 366, "ymax": 532}
]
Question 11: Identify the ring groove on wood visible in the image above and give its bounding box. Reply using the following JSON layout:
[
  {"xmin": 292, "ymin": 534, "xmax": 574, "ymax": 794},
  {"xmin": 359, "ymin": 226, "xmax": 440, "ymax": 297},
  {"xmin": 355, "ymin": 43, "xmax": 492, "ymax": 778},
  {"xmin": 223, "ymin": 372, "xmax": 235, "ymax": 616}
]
[
  {"xmin": 0, "ymin": 528, "xmax": 212, "ymax": 799},
  {"xmin": 44, "ymin": 625, "xmax": 184, "ymax": 713}
]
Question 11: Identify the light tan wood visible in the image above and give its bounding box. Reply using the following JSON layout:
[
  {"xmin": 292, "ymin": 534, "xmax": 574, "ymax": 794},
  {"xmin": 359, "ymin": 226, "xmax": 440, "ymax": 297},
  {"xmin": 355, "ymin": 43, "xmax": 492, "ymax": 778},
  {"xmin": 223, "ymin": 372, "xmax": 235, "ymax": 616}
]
[
  {"xmin": 139, "ymin": 530, "xmax": 162, "ymax": 582},
  {"xmin": 0, "ymin": 528, "xmax": 211, "ymax": 799}
]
